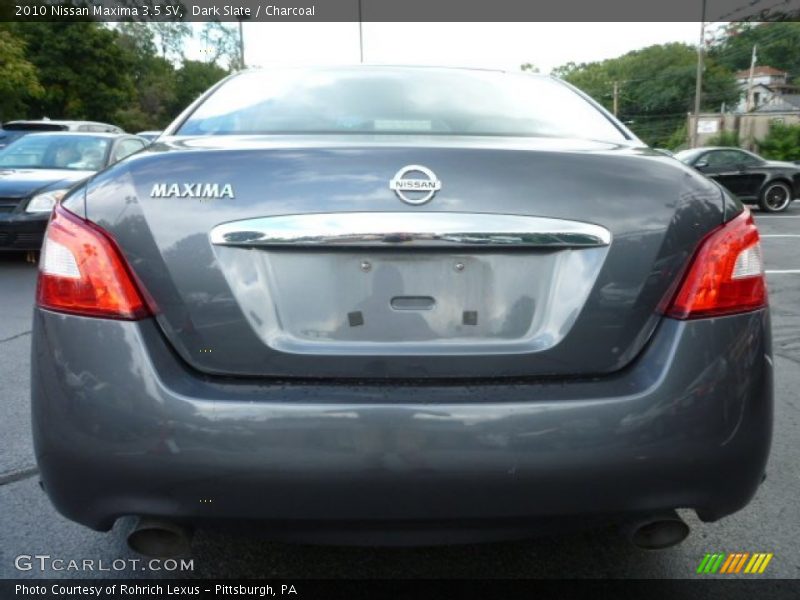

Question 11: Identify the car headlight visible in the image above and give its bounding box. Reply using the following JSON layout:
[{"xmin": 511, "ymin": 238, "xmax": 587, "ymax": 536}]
[{"xmin": 26, "ymin": 189, "xmax": 68, "ymax": 213}]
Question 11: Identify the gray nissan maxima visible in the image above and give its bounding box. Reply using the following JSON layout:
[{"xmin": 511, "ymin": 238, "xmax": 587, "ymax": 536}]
[{"xmin": 31, "ymin": 67, "xmax": 772, "ymax": 556}]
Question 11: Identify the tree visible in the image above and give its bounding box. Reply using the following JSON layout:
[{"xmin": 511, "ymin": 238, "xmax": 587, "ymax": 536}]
[
  {"xmin": 0, "ymin": 25, "xmax": 43, "ymax": 120},
  {"xmin": 170, "ymin": 60, "xmax": 229, "ymax": 117},
  {"xmin": 114, "ymin": 23, "xmax": 178, "ymax": 131},
  {"xmin": 199, "ymin": 22, "xmax": 242, "ymax": 70},
  {"xmin": 552, "ymin": 43, "xmax": 739, "ymax": 147},
  {"xmin": 705, "ymin": 130, "xmax": 740, "ymax": 147},
  {"xmin": 758, "ymin": 123, "xmax": 800, "ymax": 161},
  {"xmin": 2, "ymin": 22, "xmax": 231, "ymax": 132},
  {"xmin": 9, "ymin": 22, "xmax": 135, "ymax": 123},
  {"xmin": 664, "ymin": 123, "xmax": 688, "ymax": 151},
  {"xmin": 709, "ymin": 22, "xmax": 800, "ymax": 76},
  {"xmin": 151, "ymin": 22, "xmax": 192, "ymax": 62},
  {"xmin": 520, "ymin": 63, "xmax": 540, "ymax": 73}
]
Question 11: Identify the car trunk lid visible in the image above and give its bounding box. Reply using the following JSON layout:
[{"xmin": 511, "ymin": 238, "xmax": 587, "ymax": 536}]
[{"xmin": 85, "ymin": 135, "xmax": 724, "ymax": 379}]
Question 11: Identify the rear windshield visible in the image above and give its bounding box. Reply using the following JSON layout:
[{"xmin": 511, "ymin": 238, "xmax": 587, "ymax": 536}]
[
  {"xmin": 3, "ymin": 123, "xmax": 67, "ymax": 132},
  {"xmin": 176, "ymin": 68, "xmax": 627, "ymax": 142}
]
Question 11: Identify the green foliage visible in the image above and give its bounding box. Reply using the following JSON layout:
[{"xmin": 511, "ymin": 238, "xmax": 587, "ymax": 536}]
[
  {"xmin": 758, "ymin": 123, "xmax": 800, "ymax": 161},
  {"xmin": 1, "ymin": 22, "xmax": 231, "ymax": 131},
  {"xmin": 173, "ymin": 60, "xmax": 229, "ymax": 114},
  {"xmin": 664, "ymin": 123, "xmax": 688, "ymax": 151},
  {"xmin": 705, "ymin": 130, "xmax": 740, "ymax": 147},
  {"xmin": 151, "ymin": 22, "xmax": 193, "ymax": 62},
  {"xmin": 9, "ymin": 22, "xmax": 136, "ymax": 123},
  {"xmin": 199, "ymin": 22, "xmax": 242, "ymax": 70},
  {"xmin": 709, "ymin": 22, "xmax": 800, "ymax": 76},
  {"xmin": 552, "ymin": 43, "xmax": 739, "ymax": 147},
  {"xmin": 0, "ymin": 25, "xmax": 43, "ymax": 120},
  {"xmin": 114, "ymin": 24, "xmax": 178, "ymax": 131}
]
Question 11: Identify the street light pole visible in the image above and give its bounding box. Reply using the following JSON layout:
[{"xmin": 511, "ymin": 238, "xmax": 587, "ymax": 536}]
[
  {"xmin": 746, "ymin": 44, "xmax": 758, "ymax": 111},
  {"xmin": 691, "ymin": 0, "xmax": 707, "ymax": 148},
  {"xmin": 358, "ymin": 0, "xmax": 364, "ymax": 63},
  {"xmin": 238, "ymin": 20, "xmax": 245, "ymax": 69}
]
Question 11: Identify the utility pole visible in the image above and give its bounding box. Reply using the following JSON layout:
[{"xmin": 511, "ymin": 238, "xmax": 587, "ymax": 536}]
[
  {"xmin": 358, "ymin": 0, "xmax": 364, "ymax": 63},
  {"xmin": 691, "ymin": 0, "xmax": 707, "ymax": 148},
  {"xmin": 238, "ymin": 20, "xmax": 245, "ymax": 69},
  {"xmin": 613, "ymin": 81, "xmax": 619, "ymax": 117},
  {"xmin": 746, "ymin": 44, "xmax": 758, "ymax": 111}
]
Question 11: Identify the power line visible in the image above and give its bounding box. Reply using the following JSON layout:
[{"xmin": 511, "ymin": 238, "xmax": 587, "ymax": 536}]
[{"xmin": 718, "ymin": 0, "xmax": 767, "ymax": 21}]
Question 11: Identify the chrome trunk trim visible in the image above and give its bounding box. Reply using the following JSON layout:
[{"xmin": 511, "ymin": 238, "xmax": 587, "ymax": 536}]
[{"xmin": 210, "ymin": 212, "xmax": 611, "ymax": 248}]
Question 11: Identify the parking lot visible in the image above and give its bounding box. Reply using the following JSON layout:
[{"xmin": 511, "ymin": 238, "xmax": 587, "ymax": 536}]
[{"xmin": 1, "ymin": 205, "xmax": 799, "ymax": 580}]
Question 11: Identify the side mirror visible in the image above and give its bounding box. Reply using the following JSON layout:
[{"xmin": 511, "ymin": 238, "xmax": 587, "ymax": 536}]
[{"xmin": 695, "ymin": 160, "xmax": 709, "ymax": 169}]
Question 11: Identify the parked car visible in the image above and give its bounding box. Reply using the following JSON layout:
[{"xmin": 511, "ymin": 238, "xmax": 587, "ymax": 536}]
[
  {"xmin": 32, "ymin": 67, "xmax": 771, "ymax": 557},
  {"xmin": 0, "ymin": 119, "xmax": 123, "ymax": 149},
  {"xmin": 136, "ymin": 130, "xmax": 162, "ymax": 143},
  {"xmin": 675, "ymin": 146, "xmax": 800, "ymax": 213},
  {"xmin": 0, "ymin": 132, "xmax": 147, "ymax": 252}
]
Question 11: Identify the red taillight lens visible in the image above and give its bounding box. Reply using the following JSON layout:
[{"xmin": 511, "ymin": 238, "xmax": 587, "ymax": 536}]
[
  {"xmin": 665, "ymin": 208, "xmax": 767, "ymax": 320},
  {"xmin": 36, "ymin": 203, "xmax": 150, "ymax": 320}
]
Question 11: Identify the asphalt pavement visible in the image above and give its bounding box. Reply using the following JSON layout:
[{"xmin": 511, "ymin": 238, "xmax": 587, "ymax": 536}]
[{"xmin": 1, "ymin": 205, "xmax": 799, "ymax": 579}]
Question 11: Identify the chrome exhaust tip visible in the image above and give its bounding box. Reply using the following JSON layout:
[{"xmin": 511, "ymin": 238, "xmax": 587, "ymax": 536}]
[
  {"xmin": 626, "ymin": 511, "xmax": 690, "ymax": 550},
  {"xmin": 127, "ymin": 518, "xmax": 193, "ymax": 558}
]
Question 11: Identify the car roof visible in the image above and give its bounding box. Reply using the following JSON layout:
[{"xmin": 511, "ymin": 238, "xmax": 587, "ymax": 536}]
[
  {"xmin": 241, "ymin": 64, "xmax": 510, "ymax": 74},
  {"xmin": 12, "ymin": 131, "xmax": 138, "ymax": 140},
  {"xmin": 3, "ymin": 119, "xmax": 120, "ymax": 127}
]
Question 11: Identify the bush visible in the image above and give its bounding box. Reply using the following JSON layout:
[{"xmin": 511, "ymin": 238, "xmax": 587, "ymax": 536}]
[
  {"xmin": 759, "ymin": 123, "xmax": 800, "ymax": 161},
  {"xmin": 664, "ymin": 123, "xmax": 688, "ymax": 151},
  {"xmin": 705, "ymin": 130, "xmax": 740, "ymax": 147}
]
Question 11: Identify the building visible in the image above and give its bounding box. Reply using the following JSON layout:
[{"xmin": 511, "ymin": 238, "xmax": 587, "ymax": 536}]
[
  {"xmin": 689, "ymin": 111, "xmax": 800, "ymax": 149},
  {"xmin": 685, "ymin": 65, "xmax": 800, "ymax": 150},
  {"xmin": 734, "ymin": 66, "xmax": 798, "ymax": 112}
]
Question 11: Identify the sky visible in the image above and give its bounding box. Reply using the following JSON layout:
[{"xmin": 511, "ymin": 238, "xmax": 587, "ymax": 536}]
[{"xmin": 225, "ymin": 22, "xmax": 705, "ymax": 74}]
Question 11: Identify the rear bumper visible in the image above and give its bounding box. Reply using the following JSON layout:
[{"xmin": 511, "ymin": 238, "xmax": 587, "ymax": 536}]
[
  {"xmin": 0, "ymin": 212, "xmax": 47, "ymax": 251},
  {"xmin": 32, "ymin": 309, "xmax": 773, "ymax": 536}
]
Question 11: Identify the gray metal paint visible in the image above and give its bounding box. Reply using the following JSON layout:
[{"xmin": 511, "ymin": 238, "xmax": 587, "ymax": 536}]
[
  {"xmin": 32, "ymin": 308, "xmax": 772, "ymax": 533},
  {"xmin": 83, "ymin": 136, "xmax": 725, "ymax": 379}
]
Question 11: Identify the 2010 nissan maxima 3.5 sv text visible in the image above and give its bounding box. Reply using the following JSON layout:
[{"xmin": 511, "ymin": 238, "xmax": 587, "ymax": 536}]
[{"xmin": 31, "ymin": 67, "xmax": 772, "ymax": 555}]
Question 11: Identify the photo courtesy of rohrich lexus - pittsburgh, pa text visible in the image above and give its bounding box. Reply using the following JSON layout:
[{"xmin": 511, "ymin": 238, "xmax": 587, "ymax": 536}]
[{"xmin": 1, "ymin": 0, "xmax": 800, "ymax": 598}]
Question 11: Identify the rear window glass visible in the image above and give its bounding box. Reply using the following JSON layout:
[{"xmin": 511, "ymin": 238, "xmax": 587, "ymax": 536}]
[
  {"xmin": 177, "ymin": 68, "xmax": 627, "ymax": 142},
  {"xmin": 3, "ymin": 123, "xmax": 67, "ymax": 132}
]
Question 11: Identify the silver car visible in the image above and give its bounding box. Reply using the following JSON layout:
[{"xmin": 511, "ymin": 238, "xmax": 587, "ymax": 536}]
[{"xmin": 31, "ymin": 67, "xmax": 772, "ymax": 557}]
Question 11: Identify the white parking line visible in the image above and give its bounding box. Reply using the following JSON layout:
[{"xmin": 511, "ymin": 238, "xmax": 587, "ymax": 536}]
[{"xmin": 766, "ymin": 270, "xmax": 800, "ymax": 274}]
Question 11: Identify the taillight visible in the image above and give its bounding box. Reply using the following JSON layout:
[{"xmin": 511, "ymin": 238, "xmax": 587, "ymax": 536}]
[
  {"xmin": 36, "ymin": 203, "xmax": 151, "ymax": 320},
  {"xmin": 665, "ymin": 208, "xmax": 767, "ymax": 320}
]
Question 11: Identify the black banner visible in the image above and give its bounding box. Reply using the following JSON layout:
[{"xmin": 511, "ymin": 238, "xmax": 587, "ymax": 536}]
[
  {"xmin": 5, "ymin": 0, "xmax": 800, "ymax": 23},
  {"xmin": 2, "ymin": 579, "xmax": 800, "ymax": 600}
]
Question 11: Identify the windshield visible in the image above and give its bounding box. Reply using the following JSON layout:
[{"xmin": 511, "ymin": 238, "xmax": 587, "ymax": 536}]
[
  {"xmin": 0, "ymin": 134, "xmax": 110, "ymax": 171},
  {"xmin": 177, "ymin": 68, "xmax": 628, "ymax": 142},
  {"xmin": 674, "ymin": 149, "xmax": 703, "ymax": 164}
]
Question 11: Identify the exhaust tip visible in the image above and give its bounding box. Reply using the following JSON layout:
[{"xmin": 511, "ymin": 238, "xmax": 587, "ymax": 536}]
[
  {"xmin": 628, "ymin": 512, "xmax": 690, "ymax": 550},
  {"xmin": 127, "ymin": 518, "xmax": 193, "ymax": 558}
]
